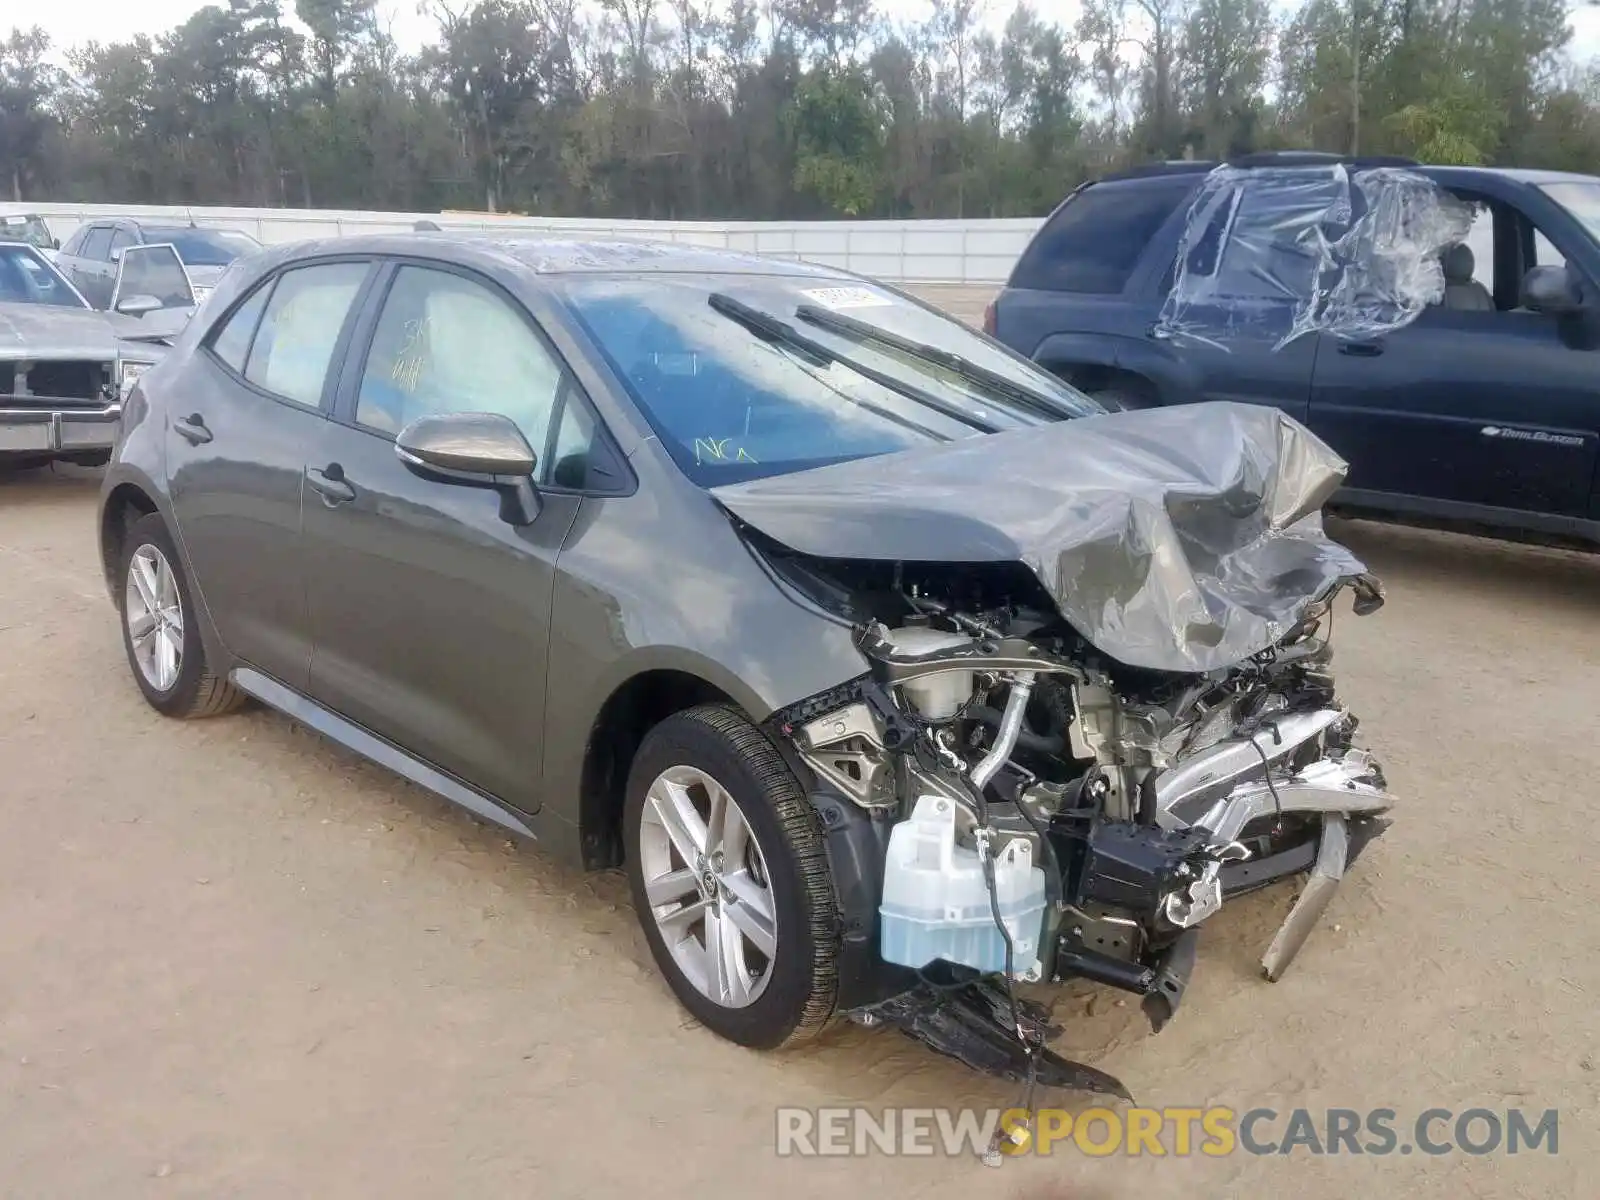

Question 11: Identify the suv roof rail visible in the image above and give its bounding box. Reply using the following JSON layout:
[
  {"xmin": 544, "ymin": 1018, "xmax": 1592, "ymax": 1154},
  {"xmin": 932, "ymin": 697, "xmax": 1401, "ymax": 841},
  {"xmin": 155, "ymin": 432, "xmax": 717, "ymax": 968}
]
[
  {"xmin": 1095, "ymin": 160, "xmax": 1220, "ymax": 184},
  {"xmin": 1092, "ymin": 150, "xmax": 1422, "ymax": 187},
  {"xmin": 1225, "ymin": 150, "xmax": 1421, "ymax": 169}
]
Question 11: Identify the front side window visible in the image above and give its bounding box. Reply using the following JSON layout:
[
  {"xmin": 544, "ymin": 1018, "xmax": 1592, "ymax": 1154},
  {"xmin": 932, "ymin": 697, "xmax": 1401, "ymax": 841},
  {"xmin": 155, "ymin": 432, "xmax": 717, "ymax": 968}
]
[
  {"xmin": 355, "ymin": 265, "xmax": 566, "ymax": 456},
  {"xmin": 244, "ymin": 262, "xmax": 369, "ymax": 407},
  {"xmin": 113, "ymin": 244, "xmax": 195, "ymax": 312}
]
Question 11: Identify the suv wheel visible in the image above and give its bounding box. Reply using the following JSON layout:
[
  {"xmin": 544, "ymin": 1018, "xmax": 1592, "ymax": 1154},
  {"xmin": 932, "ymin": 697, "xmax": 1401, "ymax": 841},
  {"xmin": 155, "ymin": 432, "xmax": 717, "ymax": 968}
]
[
  {"xmin": 624, "ymin": 704, "xmax": 839, "ymax": 1049},
  {"xmin": 117, "ymin": 512, "xmax": 245, "ymax": 718}
]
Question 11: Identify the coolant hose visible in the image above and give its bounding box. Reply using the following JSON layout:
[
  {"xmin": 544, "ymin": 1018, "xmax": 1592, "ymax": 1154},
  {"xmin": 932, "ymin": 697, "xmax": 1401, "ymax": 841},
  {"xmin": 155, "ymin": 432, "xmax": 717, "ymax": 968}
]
[
  {"xmin": 969, "ymin": 706, "xmax": 1065, "ymax": 756},
  {"xmin": 971, "ymin": 673, "xmax": 1037, "ymax": 792}
]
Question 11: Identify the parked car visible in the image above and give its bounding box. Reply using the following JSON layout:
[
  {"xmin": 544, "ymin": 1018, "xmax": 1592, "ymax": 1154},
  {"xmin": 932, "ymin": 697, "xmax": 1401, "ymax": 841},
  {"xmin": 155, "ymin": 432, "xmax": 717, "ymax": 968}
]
[
  {"xmin": 1, "ymin": 242, "xmax": 186, "ymax": 470},
  {"xmin": 0, "ymin": 212, "xmax": 59, "ymax": 255},
  {"xmin": 98, "ymin": 236, "xmax": 1395, "ymax": 1097},
  {"xmin": 56, "ymin": 219, "xmax": 261, "ymax": 309},
  {"xmin": 988, "ymin": 151, "xmax": 1600, "ymax": 546}
]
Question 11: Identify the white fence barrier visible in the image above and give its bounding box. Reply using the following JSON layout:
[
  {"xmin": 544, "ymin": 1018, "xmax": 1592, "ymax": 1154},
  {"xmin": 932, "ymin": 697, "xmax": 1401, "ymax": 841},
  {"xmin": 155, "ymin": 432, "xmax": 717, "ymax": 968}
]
[{"xmin": 10, "ymin": 202, "xmax": 1046, "ymax": 285}]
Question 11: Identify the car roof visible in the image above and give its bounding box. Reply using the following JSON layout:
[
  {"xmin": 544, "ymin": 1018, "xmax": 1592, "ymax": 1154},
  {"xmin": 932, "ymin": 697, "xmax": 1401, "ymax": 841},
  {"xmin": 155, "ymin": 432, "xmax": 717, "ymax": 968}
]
[
  {"xmin": 269, "ymin": 233, "xmax": 858, "ymax": 279},
  {"xmin": 1091, "ymin": 156, "xmax": 1600, "ymax": 191}
]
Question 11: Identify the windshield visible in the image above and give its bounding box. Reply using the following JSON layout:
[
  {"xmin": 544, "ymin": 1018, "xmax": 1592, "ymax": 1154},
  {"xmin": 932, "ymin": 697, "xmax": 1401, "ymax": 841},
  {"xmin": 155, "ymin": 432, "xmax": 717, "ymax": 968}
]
[
  {"xmin": 0, "ymin": 243, "xmax": 88, "ymax": 308},
  {"xmin": 142, "ymin": 226, "xmax": 261, "ymax": 267},
  {"xmin": 1540, "ymin": 182, "xmax": 1600, "ymax": 240},
  {"xmin": 0, "ymin": 214, "xmax": 53, "ymax": 249},
  {"xmin": 562, "ymin": 274, "xmax": 1101, "ymax": 485}
]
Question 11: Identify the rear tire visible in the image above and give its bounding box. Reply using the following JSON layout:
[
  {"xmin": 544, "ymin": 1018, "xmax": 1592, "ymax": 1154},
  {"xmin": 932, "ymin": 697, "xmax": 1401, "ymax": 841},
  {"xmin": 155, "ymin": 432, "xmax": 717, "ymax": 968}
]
[
  {"xmin": 624, "ymin": 704, "xmax": 839, "ymax": 1049},
  {"xmin": 117, "ymin": 512, "xmax": 246, "ymax": 719}
]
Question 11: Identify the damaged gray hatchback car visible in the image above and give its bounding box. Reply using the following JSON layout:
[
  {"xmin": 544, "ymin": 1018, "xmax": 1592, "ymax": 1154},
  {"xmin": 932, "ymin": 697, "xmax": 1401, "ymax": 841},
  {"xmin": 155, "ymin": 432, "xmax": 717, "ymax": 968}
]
[{"xmin": 98, "ymin": 236, "xmax": 1395, "ymax": 1098}]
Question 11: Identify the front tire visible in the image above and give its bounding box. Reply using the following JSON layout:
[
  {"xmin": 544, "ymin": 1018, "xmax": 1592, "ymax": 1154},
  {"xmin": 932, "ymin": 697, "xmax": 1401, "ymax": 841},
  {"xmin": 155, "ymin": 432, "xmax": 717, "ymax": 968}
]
[
  {"xmin": 624, "ymin": 705, "xmax": 839, "ymax": 1049},
  {"xmin": 117, "ymin": 512, "xmax": 245, "ymax": 719}
]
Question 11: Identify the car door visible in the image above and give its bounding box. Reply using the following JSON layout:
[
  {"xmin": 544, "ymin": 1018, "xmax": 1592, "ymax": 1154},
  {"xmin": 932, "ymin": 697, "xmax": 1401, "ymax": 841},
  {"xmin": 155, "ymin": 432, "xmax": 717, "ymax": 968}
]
[
  {"xmin": 300, "ymin": 260, "xmax": 591, "ymax": 812},
  {"xmin": 1307, "ymin": 192, "xmax": 1600, "ymax": 521},
  {"xmin": 164, "ymin": 257, "xmax": 378, "ymax": 690},
  {"xmin": 1122, "ymin": 172, "xmax": 1321, "ymax": 422}
]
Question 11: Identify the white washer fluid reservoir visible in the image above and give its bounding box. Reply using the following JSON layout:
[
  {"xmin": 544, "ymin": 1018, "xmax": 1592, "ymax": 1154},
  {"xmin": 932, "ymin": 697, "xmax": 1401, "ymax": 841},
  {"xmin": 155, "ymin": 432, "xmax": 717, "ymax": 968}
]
[{"xmin": 879, "ymin": 794, "xmax": 1048, "ymax": 978}]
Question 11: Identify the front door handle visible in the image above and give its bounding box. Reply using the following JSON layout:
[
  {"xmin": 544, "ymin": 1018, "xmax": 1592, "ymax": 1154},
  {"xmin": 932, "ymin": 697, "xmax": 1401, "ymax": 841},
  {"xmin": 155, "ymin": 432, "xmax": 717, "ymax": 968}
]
[
  {"xmin": 1338, "ymin": 341, "xmax": 1384, "ymax": 357},
  {"xmin": 306, "ymin": 464, "xmax": 356, "ymax": 505},
  {"xmin": 174, "ymin": 413, "xmax": 212, "ymax": 445}
]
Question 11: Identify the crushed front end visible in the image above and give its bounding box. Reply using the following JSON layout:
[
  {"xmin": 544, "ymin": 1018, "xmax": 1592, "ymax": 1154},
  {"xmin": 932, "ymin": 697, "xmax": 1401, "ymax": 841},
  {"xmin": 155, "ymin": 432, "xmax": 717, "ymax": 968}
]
[
  {"xmin": 766, "ymin": 556, "xmax": 1395, "ymax": 1101},
  {"xmin": 715, "ymin": 400, "xmax": 1400, "ymax": 1103}
]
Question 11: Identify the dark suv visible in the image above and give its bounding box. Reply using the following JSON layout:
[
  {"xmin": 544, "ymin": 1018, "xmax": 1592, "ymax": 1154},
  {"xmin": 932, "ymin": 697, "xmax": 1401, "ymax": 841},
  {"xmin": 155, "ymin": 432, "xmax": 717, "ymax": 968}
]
[{"xmin": 989, "ymin": 152, "xmax": 1600, "ymax": 545}]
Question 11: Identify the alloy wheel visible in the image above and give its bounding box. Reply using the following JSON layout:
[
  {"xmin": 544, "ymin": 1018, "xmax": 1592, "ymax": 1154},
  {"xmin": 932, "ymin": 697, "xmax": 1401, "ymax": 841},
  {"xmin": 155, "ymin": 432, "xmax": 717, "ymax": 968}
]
[
  {"xmin": 637, "ymin": 764, "xmax": 778, "ymax": 1009},
  {"xmin": 125, "ymin": 543, "xmax": 184, "ymax": 692}
]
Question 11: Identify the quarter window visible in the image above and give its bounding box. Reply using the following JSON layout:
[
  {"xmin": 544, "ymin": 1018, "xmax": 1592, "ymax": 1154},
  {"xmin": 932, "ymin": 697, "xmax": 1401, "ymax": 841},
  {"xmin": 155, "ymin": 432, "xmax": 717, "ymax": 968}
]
[
  {"xmin": 355, "ymin": 265, "xmax": 566, "ymax": 460},
  {"xmin": 209, "ymin": 282, "xmax": 274, "ymax": 373},
  {"xmin": 1012, "ymin": 180, "xmax": 1195, "ymax": 294},
  {"xmin": 243, "ymin": 262, "xmax": 368, "ymax": 408}
]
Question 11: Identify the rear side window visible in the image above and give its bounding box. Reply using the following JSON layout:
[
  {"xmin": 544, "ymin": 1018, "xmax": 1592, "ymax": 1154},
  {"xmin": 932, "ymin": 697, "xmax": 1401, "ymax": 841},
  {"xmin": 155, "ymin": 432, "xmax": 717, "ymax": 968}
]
[
  {"xmin": 1011, "ymin": 180, "xmax": 1195, "ymax": 294},
  {"xmin": 243, "ymin": 262, "xmax": 369, "ymax": 408},
  {"xmin": 208, "ymin": 282, "xmax": 274, "ymax": 373},
  {"xmin": 81, "ymin": 227, "xmax": 114, "ymax": 261}
]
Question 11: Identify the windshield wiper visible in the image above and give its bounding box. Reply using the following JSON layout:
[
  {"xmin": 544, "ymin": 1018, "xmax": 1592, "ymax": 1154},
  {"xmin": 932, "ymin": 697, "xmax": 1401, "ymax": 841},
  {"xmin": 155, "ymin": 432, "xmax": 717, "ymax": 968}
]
[
  {"xmin": 707, "ymin": 293, "xmax": 999, "ymax": 435},
  {"xmin": 795, "ymin": 303, "xmax": 1087, "ymax": 422}
]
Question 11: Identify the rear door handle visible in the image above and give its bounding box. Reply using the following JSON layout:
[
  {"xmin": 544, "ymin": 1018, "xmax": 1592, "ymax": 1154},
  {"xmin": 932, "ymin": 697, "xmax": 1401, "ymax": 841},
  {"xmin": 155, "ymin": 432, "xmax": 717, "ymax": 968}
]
[
  {"xmin": 174, "ymin": 413, "xmax": 212, "ymax": 445},
  {"xmin": 1338, "ymin": 341, "xmax": 1384, "ymax": 357},
  {"xmin": 306, "ymin": 464, "xmax": 356, "ymax": 505}
]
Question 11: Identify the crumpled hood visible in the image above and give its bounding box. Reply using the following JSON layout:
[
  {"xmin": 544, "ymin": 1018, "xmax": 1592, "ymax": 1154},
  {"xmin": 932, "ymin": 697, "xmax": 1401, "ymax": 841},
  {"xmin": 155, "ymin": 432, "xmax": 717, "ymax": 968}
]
[
  {"xmin": 712, "ymin": 401, "xmax": 1371, "ymax": 673},
  {"xmin": 0, "ymin": 303, "xmax": 120, "ymax": 359}
]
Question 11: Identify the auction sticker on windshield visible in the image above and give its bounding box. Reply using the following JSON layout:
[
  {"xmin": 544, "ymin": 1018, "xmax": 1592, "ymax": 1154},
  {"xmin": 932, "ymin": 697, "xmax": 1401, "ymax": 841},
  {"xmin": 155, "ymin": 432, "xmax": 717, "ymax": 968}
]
[{"xmin": 800, "ymin": 286, "xmax": 894, "ymax": 310}]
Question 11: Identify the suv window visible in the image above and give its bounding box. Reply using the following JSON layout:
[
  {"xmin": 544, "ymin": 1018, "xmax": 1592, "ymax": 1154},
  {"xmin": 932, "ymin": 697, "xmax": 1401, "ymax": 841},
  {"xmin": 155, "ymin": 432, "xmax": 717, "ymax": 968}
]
[
  {"xmin": 81, "ymin": 226, "xmax": 114, "ymax": 261},
  {"xmin": 109, "ymin": 228, "xmax": 138, "ymax": 256},
  {"xmin": 1011, "ymin": 179, "xmax": 1196, "ymax": 294},
  {"xmin": 244, "ymin": 262, "xmax": 369, "ymax": 407},
  {"xmin": 354, "ymin": 265, "xmax": 567, "ymax": 461},
  {"xmin": 209, "ymin": 282, "xmax": 273, "ymax": 373}
]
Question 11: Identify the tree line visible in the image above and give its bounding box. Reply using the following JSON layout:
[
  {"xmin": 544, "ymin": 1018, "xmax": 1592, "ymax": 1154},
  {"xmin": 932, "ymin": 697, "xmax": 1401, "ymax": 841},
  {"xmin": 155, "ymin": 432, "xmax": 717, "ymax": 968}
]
[{"xmin": 0, "ymin": 0, "xmax": 1596, "ymax": 219}]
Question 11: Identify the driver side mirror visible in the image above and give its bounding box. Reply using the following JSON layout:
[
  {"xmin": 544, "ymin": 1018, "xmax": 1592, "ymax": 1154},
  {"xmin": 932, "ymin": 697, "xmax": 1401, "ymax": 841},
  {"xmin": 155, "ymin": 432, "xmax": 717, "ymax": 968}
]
[
  {"xmin": 1521, "ymin": 264, "xmax": 1585, "ymax": 315},
  {"xmin": 115, "ymin": 293, "xmax": 163, "ymax": 316},
  {"xmin": 394, "ymin": 412, "xmax": 542, "ymax": 526}
]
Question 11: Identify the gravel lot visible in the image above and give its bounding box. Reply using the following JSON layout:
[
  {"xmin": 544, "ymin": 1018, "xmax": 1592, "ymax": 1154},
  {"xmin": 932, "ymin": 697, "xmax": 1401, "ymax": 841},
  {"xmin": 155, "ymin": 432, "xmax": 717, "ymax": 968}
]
[{"xmin": 3, "ymin": 289, "xmax": 1597, "ymax": 1197}]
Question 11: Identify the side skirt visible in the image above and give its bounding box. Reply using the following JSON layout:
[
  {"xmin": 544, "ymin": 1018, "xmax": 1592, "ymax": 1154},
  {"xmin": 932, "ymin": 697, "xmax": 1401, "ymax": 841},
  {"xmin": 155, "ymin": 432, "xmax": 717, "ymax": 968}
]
[{"xmin": 230, "ymin": 667, "xmax": 536, "ymax": 840}]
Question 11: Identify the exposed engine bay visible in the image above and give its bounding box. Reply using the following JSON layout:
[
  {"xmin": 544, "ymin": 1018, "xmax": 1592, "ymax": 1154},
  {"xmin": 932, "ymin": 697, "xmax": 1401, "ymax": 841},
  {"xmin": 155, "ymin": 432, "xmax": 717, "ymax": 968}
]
[{"xmin": 764, "ymin": 549, "xmax": 1395, "ymax": 1105}]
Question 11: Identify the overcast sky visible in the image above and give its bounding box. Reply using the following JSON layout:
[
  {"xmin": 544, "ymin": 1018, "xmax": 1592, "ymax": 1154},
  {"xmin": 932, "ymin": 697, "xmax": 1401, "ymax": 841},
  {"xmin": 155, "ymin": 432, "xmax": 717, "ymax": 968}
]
[{"xmin": 23, "ymin": 0, "xmax": 1600, "ymax": 71}]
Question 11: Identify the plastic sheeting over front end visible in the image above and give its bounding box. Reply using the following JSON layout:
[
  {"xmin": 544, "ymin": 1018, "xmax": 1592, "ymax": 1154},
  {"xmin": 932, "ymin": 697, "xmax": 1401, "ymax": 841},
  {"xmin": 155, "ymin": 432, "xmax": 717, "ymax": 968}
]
[
  {"xmin": 713, "ymin": 402, "xmax": 1373, "ymax": 674},
  {"xmin": 1154, "ymin": 163, "xmax": 1477, "ymax": 351}
]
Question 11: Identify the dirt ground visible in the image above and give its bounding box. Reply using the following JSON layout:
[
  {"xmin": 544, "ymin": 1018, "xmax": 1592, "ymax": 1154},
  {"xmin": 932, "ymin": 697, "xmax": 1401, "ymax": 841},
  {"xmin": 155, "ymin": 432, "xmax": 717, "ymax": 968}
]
[{"xmin": 3, "ymin": 295, "xmax": 1598, "ymax": 1197}]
